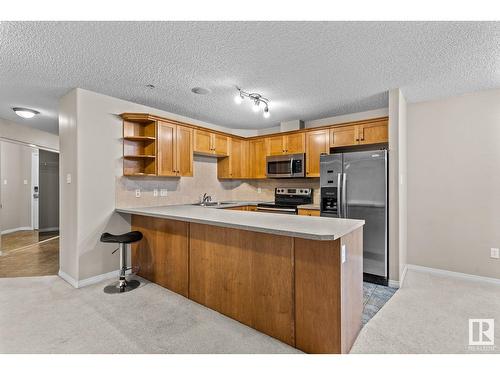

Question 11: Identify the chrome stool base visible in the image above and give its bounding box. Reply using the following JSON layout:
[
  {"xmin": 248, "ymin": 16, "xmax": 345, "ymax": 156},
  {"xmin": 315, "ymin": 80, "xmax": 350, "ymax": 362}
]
[{"xmin": 104, "ymin": 279, "xmax": 140, "ymax": 294}]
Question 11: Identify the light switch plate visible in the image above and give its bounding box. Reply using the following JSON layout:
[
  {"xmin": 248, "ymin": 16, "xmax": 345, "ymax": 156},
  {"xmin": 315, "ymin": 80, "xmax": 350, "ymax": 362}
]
[
  {"xmin": 66, "ymin": 174, "xmax": 71, "ymax": 184},
  {"xmin": 341, "ymin": 244, "xmax": 346, "ymax": 263},
  {"xmin": 257, "ymin": 188, "xmax": 262, "ymax": 194},
  {"xmin": 160, "ymin": 189, "xmax": 168, "ymax": 197},
  {"xmin": 491, "ymin": 248, "xmax": 499, "ymax": 259},
  {"xmin": 135, "ymin": 189, "xmax": 141, "ymax": 198},
  {"xmin": 153, "ymin": 189, "xmax": 158, "ymax": 197}
]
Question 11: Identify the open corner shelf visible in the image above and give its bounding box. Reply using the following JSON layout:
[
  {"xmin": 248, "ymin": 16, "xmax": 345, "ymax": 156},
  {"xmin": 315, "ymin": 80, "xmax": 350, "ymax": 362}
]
[{"xmin": 122, "ymin": 115, "xmax": 158, "ymax": 176}]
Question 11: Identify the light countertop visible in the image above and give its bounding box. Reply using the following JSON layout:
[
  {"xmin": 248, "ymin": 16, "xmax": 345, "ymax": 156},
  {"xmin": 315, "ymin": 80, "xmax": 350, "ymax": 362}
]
[{"xmin": 116, "ymin": 204, "xmax": 364, "ymax": 241}]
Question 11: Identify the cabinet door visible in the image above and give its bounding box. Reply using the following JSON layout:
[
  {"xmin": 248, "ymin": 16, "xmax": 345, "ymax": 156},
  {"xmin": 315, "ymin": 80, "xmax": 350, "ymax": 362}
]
[
  {"xmin": 213, "ymin": 134, "xmax": 229, "ymax": 156},
  {"xmin": 157, "ymin": 121, "xmax": 177, "ymax": 176},
  {"xmin": 285, "ymin": 133, "xmax": 305, "ymax": 154},
  {"xmin": 230, "ymin": 138, "xmax": 243, "ymax": 178},
  {"xmin": 358, "ymin": 120, "xmax": 388, "ymax": 145},
  {"xmin": 329, "ymin": 125, "xmax": 358, "ymax": 148},
  {"xmin": 176, "ymin": 125, "xmax": 193, "ymax": 177},
  {"xmin": 298, "ymin": 209, "xmax": 320, "ymax": 216},
  {"xmin": 194, "ymin": 129, "xmax": 213, "ymax": 154},
  {"xmin": 305, "ymin": 129, "xmax": 329, "ymax": 177},
  {"xmin": 267, "ymin": 135, "xmax": 285, "ymax": 155},
  {"xmin": 249, "ymin": 139, "xmax": 267, "ymax": 178}
]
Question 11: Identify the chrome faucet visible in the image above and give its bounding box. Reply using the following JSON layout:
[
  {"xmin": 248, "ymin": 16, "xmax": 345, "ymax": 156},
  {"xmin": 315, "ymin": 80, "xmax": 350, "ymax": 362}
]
[{"xmin": 201, "ymin": 193, "xmax": 212, "ymax": 204}]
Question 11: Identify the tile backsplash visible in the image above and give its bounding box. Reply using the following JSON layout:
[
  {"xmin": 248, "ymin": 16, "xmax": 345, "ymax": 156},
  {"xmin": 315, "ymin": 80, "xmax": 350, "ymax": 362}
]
[{"xmin": 116, "ymin": 155, "xmax": 320, "ymax": 208}]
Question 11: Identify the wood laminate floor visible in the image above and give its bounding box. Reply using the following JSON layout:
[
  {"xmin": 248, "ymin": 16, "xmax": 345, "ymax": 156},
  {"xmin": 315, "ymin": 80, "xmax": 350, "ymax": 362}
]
[
  {"xmin": 0, "ymin": 237, "xmax": 59, "ymax": 278},
  {"xmin": 1, "ymin": 230, "xmax": 59, "ymax": 253}
]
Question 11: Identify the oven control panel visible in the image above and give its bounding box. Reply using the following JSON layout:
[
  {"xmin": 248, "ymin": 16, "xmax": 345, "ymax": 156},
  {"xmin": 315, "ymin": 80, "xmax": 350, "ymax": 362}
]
[{"xmin": 276, "ymin": 187, "xmax": 312, "ymax": 196}]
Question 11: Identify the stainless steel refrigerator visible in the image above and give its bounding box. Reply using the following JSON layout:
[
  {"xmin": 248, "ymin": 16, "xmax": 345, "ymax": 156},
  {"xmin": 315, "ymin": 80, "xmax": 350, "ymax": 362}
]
[{"xmin": 320, "ymin": 150, "xmax": 388, "ymax": 284}]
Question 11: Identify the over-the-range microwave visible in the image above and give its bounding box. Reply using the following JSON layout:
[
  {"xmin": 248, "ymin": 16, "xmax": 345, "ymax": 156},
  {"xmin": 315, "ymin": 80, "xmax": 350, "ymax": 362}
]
[{"xmin": 266, "ymin": 153, "xmax": 305, "ymax": 178}]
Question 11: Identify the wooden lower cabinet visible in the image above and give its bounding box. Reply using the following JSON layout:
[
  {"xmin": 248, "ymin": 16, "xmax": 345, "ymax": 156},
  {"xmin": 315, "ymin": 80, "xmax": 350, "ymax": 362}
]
[
  {"xmin": 189, "ymin": 224, "xmax": 295, "ymax": 345},
  {"xmin": 295, "ymin": 227, "xmax": 363, "ymax": 354},
  {"xmin": 224, "ymin": 205, "xmax": 257, "ymax": 211},
  {"xmin": 130, "ymin": 215, "xmax": 362, "ymax": 353},
  {"xmin": 131, "ymin": 215, "xmax": 189, "ymax": 296},
  {"xmin": 298, "ymin": 208, "xmax": 320, "ymax": 216}
]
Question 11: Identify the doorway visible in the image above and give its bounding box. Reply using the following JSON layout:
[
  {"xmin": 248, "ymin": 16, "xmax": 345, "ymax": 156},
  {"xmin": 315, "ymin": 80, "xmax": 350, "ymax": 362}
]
[{"xmin": 0, "ymin": 140, "xmax": 59, "ymax": 277}]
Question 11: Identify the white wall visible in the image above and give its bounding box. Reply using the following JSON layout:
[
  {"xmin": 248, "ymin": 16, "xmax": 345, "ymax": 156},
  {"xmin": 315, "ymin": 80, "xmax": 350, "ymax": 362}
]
[
  {"xmin": 407, "ymin": 89, "xmax": 500, "ymax": 279},
  {"xmin": 0, "ymin": 118, "xmax": 59, "ymax": 151},
  {"xmin": 59, "ymin": 88, "xmax": 250, "ymax": 282},
  {"xmin": 0, "ymin": 141, "xmax": 33, "ymax": 234},
  {"xmin": 388, "ymin": 89, "xmax": 408, "ymax": 283}
]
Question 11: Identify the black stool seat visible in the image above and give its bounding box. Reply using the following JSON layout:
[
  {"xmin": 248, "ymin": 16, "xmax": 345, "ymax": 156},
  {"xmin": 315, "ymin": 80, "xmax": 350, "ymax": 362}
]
[{"xmin": 100, "ymin": 231, "xmax": 143, "ymax": 244}]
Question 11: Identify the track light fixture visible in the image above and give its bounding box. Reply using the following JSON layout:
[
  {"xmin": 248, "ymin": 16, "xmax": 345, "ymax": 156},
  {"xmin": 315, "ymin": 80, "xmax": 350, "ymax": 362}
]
[{"xmin": 234, "ymin": 88, "xmax": 270, "ymax": 118}]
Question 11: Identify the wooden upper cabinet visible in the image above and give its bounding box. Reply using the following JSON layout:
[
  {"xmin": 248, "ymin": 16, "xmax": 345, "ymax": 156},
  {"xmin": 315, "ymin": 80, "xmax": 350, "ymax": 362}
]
[
  {"xmin": 330, "ymin": 125, "xmax": 358, "ymax": 148},
  {"xmin": 194, "ymin": 129, "xmax": 228, "ymax": 156},
  {"xmin": 285, "ymin": 133, "xmax": 305, "ymax": 154},
  {"xmin": 157, "ymin": 121, "xmax": 193, "ymax": 177},
  {"xmin": 358, "ymin": 120, "xmax": 388, "ymax": 145},
  {"xmin": 176, "ymin": 125, "xmax": 194, "ymax": 177},
  {"xmin": 305, "ymin": 129, "xmax": 329, "ymax": 177},
  {"xmin": 266, "ymin": 135, "xmax": 285, "ymax": 156},
  {"xmin": 213, "ymin": 134, "xmax": 229, "ymax": 156},
  {"xmin": 157, "ymin": 121, "xmax": 177, "ymax": 177},
  {"xmin": 266, "ymin": 133, "xmax": 305, "ymax": 155},
  {"xmin": 249, "ymin": 138, "xmax": 267, "ymax": 179},
  {"xmin": 217, "ymin": 138, "xmax": 247, "ymax": 179},
  {"xmin": 330, "ymin": 120, "xmax": 388, "ymax": 148},
  {"xmin": 193, "ymin": 129, "xmax": 212, "ymax": 154}
]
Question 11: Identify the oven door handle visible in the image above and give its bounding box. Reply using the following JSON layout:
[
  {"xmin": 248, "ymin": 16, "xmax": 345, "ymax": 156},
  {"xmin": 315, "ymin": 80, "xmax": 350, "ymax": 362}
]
[{"xmin": 256, "ymin": 207, "xmax": 297, "ymax": 213}]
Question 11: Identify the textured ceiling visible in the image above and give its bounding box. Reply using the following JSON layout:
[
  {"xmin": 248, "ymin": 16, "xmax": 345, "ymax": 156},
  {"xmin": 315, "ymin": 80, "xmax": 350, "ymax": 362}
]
[{"xmin": 1, "ymin": 21, "xmax": 500, "ymax": 134}]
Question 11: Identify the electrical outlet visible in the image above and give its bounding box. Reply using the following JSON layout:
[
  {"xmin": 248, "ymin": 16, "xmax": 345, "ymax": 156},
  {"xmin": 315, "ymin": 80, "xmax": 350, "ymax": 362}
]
[
  {"xmin": 153, "ymin": 189, "xmax": 158, "ymax": 197},
  {"xmin": 23, "ymin": 179, "xmax": 28, "ymax": 185},
  {"xmin": 3, "ymin": 179, "xmax": 7, "ymax": 185},
  {"xmin": 257, "ymin": 187, "xmax": 262, "ymax": 194},
  {"xmin": 66, "ymin": 174, "xmax": 71, "ymax": 184},
  {"xmin": 341, "ymin": 244, "xmax": 346, "ymax": 263},
  {"xmin": 135, "ymin": 189, "xmax": 141, "ymax": 198},
  {"xmin": 491, "ymin": 248, "xmax": 499, "ymax": 259},
  {"xmin": 160, "ymin": 189, "xmax": 168, "ymax": 197}
]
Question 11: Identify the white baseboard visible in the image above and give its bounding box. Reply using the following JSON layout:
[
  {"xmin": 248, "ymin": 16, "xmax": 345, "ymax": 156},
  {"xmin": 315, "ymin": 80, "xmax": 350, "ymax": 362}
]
[
  {"xmin": 399, "ymin": 264, "xmax": 408, "ymax": 287},
  {"xmin": 1, "ymin": 226, "xmax": 33, "ymax": 235},
  {"xmin": 388, "ymin": 279, "xmax": 400, "ymax": 288},
  {"xmin": 58, "ymin": 269, "xmax": 132, "ymax": 288},
  {"xmin": 58, "ymin": 270, "xmax": 79, "ymax": 288},
  {"xmin": 407, "ymin": 264, "xmax": 500, "ymax": 286}
]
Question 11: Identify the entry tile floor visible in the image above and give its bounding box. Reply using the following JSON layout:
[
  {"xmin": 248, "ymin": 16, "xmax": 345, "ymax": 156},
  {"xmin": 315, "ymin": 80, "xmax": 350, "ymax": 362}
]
[{"xmin": 362, "ymin": 282, "xmax": 397, "ymax": 325}]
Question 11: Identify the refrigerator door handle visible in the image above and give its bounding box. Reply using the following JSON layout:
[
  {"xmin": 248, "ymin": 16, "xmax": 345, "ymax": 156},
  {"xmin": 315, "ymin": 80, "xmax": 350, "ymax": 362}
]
[
  {"xmin": 342, "ymin": 173, "xmax": 347, "ymax": 218},
  {"xmin": 337, "ymin": 173, "xmax": 342, "ymax": 218}
]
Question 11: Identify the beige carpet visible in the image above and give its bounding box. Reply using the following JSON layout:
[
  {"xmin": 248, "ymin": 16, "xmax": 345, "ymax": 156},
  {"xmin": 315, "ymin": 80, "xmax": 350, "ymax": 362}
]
[
  {"xmin": 351, "ymin": 269, "xmax": 500, "ymax": 353},
  {"xmin": 0, "ymin": 275, "xmax": 300, "ymax": 354}
]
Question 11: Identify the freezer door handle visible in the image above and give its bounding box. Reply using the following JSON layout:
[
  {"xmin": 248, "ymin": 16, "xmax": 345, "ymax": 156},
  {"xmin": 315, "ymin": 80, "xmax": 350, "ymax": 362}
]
[
  {"xmin": 342, "ymin": 173, "xmax": 347, "ymax": 218},
  {"xmin": 337, "ymin": 173, "xmax": 342, "ymax": 218}
]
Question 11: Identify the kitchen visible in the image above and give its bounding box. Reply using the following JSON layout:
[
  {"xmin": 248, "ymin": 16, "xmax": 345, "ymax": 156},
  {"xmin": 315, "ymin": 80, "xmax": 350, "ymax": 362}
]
[
  {"xmin": 105, "ymin": 109, "xmax": 390, "ymax": 353},
  {"xmin": 3, "ymin": 19, "xmax": 500, "ymax": 364}
]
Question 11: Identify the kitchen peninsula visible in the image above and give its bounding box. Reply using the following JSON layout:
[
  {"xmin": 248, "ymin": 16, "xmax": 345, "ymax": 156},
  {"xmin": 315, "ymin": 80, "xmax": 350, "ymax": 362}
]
[{"xmin": 116, "ymin": 204, "xmax": 364, "ymax": 353}]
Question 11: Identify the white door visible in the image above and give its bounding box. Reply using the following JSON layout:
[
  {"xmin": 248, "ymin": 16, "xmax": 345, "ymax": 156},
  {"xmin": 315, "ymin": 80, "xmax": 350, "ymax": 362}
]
[{"xmin": 31, "ymin": 149, "xmax": 39, "ymax": 230}]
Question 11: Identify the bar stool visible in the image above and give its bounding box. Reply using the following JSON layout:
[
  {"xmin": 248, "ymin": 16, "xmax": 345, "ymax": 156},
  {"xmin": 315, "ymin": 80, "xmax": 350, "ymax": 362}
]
[{"xmin": 100, "ymin": 230, "xmax": 143, "ymax": 294}]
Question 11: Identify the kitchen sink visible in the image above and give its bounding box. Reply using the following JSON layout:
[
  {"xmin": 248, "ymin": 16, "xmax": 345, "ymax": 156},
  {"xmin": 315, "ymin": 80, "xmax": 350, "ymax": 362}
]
[{"xmin": 192, "ymin": 201, "xmax": 238, "ymax": 207}]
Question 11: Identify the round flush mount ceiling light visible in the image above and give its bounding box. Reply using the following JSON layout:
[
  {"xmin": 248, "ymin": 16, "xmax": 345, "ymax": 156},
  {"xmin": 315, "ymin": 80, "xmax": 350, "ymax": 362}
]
[
  {"xmin": 191, "ymin": 87, "xmax": 211, "ymax": 95},
  {"xmin": 12, "ymin": 107, "xmax": 39, "ymax": 119},
  {"xmin": 234, "ymin": 88, "xmax": 270, "ymax": 119}
]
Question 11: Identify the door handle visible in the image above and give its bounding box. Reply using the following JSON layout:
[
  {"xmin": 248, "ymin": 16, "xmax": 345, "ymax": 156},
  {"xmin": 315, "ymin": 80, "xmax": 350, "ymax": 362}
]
[
  {"xmin": 342, "ymin": 173, "xmax": 347, "ymax": 218},
  {"xmin": 337, "ymin": 173, "xmax": 342, "ymax": 218}
]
